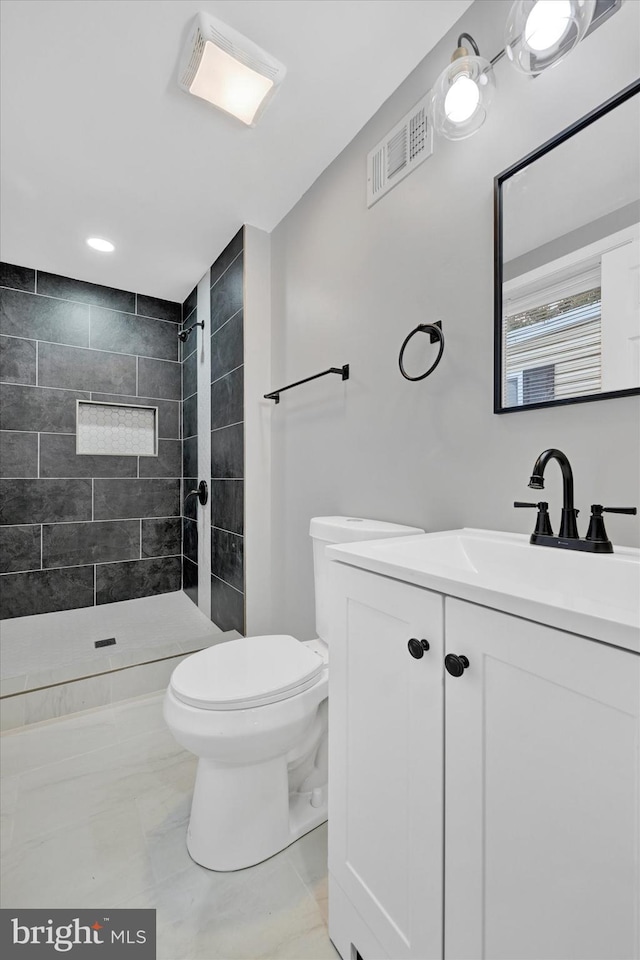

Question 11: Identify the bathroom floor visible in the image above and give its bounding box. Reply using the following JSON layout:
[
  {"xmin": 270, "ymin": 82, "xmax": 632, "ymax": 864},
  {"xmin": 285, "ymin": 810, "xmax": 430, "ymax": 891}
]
[{"xmin": 0, "ymin": 693, "xmax": 338, "ymax": 960}]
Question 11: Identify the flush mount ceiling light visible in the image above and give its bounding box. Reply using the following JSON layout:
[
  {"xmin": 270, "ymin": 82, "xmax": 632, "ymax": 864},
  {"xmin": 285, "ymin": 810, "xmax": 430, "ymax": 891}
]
[
  {"xmin": 178, "ymin": 12, "xmax": 286, "ymax": 126},
  {"xmin": 86, "ymin": 237, "xmax": 115, "ymax": 253},
  {"xmin": 431, "ymin": 33, "xmax": 495, "ymax": 141},
  {"xmin": 505, "ymin": 0, "xmax": 596, "ymax": 75}
]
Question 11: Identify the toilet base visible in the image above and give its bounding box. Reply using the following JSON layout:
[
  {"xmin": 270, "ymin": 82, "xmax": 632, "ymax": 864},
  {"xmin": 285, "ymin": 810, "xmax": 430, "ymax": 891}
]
[{"xmin": 186, "ymin": 755, "xmax": 328, "ymax": 871}]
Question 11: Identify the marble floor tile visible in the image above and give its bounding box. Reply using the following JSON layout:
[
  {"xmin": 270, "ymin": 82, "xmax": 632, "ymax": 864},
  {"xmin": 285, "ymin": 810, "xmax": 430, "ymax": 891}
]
[
  {"xmin": 11, "ymin": 725, "xmax": 186, "ymax": 847},
  {"xmin": 0, "ymin": 693, "xmax": 338, "ymax": 959},
  {"xmin": 135, "ymin": 761, "xmax": 197, "ymax": 883},
  {"xmin": 110, "ymin": 691, "xmax": 168, "ymax": 740},
  {"xmin": 0, "ymin": 695, "xmax": 25, "ymax": 730},
  {"xmin": 287, "ymin": 823, "xmax": 330, "ymax": 923},
  {"xmin": 0, "ymin": 675, "xmax": 26, "ymax": 697},
  {"xmin": 0, "ymin": 775, "xmax": 18, "ymax": 856},
  {"xmin": 108, "ymin": 655, "xmax": 185, "ymax": 703},
  {"xmin": 20, "ymin": 672, "xmax": 114, "ymax": 727},
  {"xmin": 1, "ymin": 802, "xmax": 153, "ymax": 909},
  {"xmin": 0, "ymin": 704, "xmax": 118, "ymax": 777}
]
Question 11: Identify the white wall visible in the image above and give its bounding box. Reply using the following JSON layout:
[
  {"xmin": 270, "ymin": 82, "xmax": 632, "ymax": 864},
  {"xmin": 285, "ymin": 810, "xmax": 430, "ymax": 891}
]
[
  {"xmin": 268, "ymin": 0, "xmax": 640, "ymax": 640},
  {"xmin": 243, "ymin": 226, "xmax": 273, "ymax": 635}
]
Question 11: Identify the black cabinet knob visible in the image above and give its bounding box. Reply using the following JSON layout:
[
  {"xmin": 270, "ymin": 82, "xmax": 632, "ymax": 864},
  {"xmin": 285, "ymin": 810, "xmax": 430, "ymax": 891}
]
[
  {"xmin": 444, "ymin": 653, "xmax": 469, "ymax": 677},
  {"xmin": 408, "ymin": 638, "xmax": 430, "ymax": 659}
]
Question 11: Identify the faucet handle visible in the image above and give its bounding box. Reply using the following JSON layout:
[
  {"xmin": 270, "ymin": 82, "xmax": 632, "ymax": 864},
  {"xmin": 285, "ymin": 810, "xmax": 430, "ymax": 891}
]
[
  {"xmin": 586, "ymin": 505, "xmax": 636, "ymax": 544},
  {"xmin": 513, "ymin": 501, "xmax": 553, "ymax": 537}
]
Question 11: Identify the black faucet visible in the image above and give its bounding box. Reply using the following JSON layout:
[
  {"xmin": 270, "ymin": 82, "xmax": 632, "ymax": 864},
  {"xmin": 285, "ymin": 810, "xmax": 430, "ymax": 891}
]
[
  {"xmin": 514, "ymin": 448, "xmax": 636, "ymax": 554},
  {"xmin": 528, "ymin": 448, "xmax": 579, "ymax": 539}
]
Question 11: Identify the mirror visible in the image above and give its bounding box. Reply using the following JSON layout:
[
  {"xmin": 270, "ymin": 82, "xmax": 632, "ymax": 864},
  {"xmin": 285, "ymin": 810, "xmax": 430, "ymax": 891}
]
[{"xmin": 494, "ymin": 81, "xmax": 640, "ymax": 413}]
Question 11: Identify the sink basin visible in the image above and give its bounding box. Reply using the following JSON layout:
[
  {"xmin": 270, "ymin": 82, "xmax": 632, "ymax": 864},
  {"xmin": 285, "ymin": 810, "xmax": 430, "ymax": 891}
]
[{"xmin": 327, "ymin": 529, "xmax": 640, "ymax": 652}]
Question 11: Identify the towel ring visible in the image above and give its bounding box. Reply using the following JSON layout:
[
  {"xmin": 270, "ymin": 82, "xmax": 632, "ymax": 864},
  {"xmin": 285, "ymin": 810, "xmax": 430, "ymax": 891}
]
[{"xmin": 398, "ymin": 322, "xmax": 445, "ymax": 381}]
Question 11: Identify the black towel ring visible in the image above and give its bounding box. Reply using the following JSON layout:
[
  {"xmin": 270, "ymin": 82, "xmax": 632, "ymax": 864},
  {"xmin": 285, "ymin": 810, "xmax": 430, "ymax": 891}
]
[{"xmin": 398, "ymin": 322, "xmax": 445, "ymax": 381}]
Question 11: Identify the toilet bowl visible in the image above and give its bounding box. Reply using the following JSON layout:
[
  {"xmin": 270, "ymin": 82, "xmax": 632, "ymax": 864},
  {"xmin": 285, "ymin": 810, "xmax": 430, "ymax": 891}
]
[{"xmin": 164, "ymin": 517, "xmax": 424, "ymax": 871}]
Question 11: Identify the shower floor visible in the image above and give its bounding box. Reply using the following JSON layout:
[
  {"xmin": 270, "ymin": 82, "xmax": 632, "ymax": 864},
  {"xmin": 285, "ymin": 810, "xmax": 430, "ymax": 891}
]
[{"xmin": 0, "ymin": 592, "xmax": 234, "ymax": 717}]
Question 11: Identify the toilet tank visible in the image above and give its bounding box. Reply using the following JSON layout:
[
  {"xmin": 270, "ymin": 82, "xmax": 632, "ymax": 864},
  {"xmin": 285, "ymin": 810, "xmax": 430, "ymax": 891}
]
[{"xmin": 309, "ymin": 517, "xmax": 425, "ymax": 643}]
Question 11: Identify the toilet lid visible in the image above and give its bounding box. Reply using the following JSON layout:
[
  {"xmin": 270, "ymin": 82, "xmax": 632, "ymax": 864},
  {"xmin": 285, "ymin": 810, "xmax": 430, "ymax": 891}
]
[{"xmin": 170, "ymin": 635, "xmax": 325, "ymax": 710}]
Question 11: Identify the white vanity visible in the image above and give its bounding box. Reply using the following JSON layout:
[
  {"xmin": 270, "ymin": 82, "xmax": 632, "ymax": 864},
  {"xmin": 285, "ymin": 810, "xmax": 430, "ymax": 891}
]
[{"xmin": 326, "ymin": 529, "xmax": 640, "ymax": 960}]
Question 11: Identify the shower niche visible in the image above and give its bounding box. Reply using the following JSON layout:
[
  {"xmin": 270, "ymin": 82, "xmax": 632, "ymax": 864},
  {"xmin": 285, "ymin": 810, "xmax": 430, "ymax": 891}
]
[{"xmin": 76, "ymin": 400, "xmax": 158, "ymax": 457}]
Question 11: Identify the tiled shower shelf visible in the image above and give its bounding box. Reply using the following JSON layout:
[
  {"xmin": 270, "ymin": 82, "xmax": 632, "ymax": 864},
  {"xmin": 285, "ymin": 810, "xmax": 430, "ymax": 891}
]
[
  {"xmin": 76, "ymin": 400, "xmax": 158, "ymax": 456},
  {"xmin": 0, "ymin": 592, "xmax": 239, "ymax": 730}
]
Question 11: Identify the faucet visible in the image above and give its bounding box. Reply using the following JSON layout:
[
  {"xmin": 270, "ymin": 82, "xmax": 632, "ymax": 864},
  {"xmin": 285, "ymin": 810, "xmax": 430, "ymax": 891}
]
[
  {"xmin": 514, "ymin": 447, "xmax": 637, "ymax": 553},
  {"xmin": 528, "ymin": 448, "xmax": 579, "ymax": 539}
]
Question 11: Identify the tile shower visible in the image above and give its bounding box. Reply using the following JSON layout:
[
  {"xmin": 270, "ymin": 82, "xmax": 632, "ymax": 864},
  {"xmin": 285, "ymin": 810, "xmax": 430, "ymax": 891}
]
[
  {"xmin": 181, "ymin": 282, "xmax": 199, "ymax": 608},
  {"xmin": 0, "ymin": 261, "xmax": 183, "ymax": 619},
  {"xmin": 210, "ymin": 228, "xmax": 245, "ymax": 634},
  {"xmin": 0, "ymin": 235, "xmax": 246, "ymax": 723},
  {"xmin": 180, "ymin": 229, "xmax": 246, "ymax": 635}
]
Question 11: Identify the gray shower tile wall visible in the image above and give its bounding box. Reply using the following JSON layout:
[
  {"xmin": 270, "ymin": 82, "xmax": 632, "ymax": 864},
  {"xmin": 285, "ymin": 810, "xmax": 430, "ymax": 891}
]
[
  {"xmin": 0, "ymin": 262, "xmax": 183, "ymax": 620},
  {"xmin": 182, "ymin": 285, "xmax": 198, "ymax": 608},
  {"xmin": 210, "ymin": 228, "xmax": 245, "ymax": 634}
]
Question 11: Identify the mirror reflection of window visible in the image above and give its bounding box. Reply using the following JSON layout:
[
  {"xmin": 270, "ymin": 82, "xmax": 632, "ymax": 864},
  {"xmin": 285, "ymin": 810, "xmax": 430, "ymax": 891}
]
[{"xmin": 504, "ymin": 283, "xmax": 602, "ymax": 406}]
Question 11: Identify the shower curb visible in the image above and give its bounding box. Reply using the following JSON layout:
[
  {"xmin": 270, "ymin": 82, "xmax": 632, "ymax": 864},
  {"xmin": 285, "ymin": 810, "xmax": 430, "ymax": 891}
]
[{"xmin": 0, "ymin": 632, "xmax": 239, "ymax": 731}]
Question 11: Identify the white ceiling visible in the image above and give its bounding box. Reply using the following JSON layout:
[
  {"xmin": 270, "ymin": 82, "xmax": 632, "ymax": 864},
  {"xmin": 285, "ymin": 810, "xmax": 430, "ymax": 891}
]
[{"xmin": 0, "ymin": 0, "xmax": 472, "ymax": 303}]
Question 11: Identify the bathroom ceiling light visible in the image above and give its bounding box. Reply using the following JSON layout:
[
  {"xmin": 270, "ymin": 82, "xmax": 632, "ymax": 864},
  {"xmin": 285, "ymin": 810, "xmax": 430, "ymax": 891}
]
[
  {"xmin": 86, "ymin": 237, "xmax": 115, "ymax": 253},
  {"xmin": 178, "ymin": 12, "xmax": 286, "ymax": 126},
  {"xmin": 505, "ymin": 0, "xmax": 596, "ymax": 75},
  {"xmin": 431, "ymin": 33, "xmax": 495, "ymax": 141}
]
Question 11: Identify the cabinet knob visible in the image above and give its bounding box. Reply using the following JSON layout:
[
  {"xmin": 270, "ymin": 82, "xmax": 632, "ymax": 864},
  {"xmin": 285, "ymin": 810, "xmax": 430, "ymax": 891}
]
[
  {"xmin": 408, "ymin": 638, "xmax": 430, "ymax": 659},
  {"xmin": 444, "ymin": 653, "xmax": 469, "ymax": 677}
]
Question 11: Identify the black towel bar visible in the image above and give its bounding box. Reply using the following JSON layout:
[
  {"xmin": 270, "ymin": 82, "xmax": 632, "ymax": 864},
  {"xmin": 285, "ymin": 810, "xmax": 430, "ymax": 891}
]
[{"xmin": 264, "ymin": 365, "xmax": 350, "ymax": 404}]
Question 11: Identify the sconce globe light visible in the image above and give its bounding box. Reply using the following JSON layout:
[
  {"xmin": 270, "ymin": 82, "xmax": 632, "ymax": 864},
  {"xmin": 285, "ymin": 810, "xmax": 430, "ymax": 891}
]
[
  {"xmin": 432, "ymin": 33, "xmax": 495, "ymax": 141},
  {"xmin": 86, "ymin": 237, "xmax": 115, "ymax": 253},
  {"xmin": 505, "ymin": 0, "xmax": 596, "ymax": 75}
]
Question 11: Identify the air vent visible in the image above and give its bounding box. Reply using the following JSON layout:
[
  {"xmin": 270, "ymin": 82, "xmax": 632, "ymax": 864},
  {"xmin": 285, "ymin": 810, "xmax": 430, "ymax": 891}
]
[
  {"xmin": 180, "ymin": 29, "xmax": 206, "ymax": 89},
  {"xmin": 177, "ymin": 12, "xmax": 286, "ymax": 126},
  {"xmin": 367, "ymin": 94, "xmax": 433, "ymax": 208}
]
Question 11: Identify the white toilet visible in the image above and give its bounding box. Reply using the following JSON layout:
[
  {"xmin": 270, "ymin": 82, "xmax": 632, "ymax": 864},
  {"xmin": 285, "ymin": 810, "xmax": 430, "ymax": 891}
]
[{"xmin": 163, "ymin": 516, "xmax": 424, "ymax": 871}]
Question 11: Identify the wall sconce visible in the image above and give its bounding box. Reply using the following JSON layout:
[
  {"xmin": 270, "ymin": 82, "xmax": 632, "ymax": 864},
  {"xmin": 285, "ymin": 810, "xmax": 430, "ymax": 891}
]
[
  {"xmin": 431, "ymin": 32, "xmax": 495, "ymax": 141},
  {"xmin": 430, "ymin": 1, "xmax": 609, "ymax": 143},
  {"xmin": 505, "ymin": 0, "xmax": 597, "ymax": 75}
]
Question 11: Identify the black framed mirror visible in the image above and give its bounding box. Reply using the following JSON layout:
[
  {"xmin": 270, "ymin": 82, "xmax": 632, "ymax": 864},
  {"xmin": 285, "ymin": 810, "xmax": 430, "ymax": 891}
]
[{"xmin": 494, "ymin": 79, "xmax": 640, "ymax": 414}]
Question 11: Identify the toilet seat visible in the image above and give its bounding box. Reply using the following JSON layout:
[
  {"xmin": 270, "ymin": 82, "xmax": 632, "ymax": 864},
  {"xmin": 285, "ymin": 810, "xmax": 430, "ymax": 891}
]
[{"xmin": 170, "ymin": 635, "xmax": 325, "ymax": 710}]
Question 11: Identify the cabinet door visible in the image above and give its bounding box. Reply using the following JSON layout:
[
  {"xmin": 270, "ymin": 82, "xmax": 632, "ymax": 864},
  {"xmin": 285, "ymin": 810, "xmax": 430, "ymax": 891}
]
[
  {"xmin": 329, "ymin": 563, "xmax": 444, "ymax": 960},
  {"xmin": 445, "ymin": 598, "xmax": 640, "ymax": 960}
]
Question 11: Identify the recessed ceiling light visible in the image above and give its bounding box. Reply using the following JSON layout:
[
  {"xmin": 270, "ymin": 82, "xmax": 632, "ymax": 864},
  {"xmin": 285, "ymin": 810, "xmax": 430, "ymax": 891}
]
[
  {"xmin": 86, "ymin": 237, "xmax": 115, "ymax": 253},
  {"xmin": 178, "ymin": 12, "xmax": 286, "ymax": 126}
]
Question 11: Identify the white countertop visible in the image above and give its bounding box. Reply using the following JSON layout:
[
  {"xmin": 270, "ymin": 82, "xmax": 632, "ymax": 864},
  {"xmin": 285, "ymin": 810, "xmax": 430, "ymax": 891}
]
[{"xmin": 327, "ymin": 528, "xmax": 640, "ymax": 654}]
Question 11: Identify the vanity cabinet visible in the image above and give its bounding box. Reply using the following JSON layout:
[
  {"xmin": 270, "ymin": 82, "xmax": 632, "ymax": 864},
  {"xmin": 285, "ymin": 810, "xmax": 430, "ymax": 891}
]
[
  {"xmin": 328, "ymin": 564, "xmax": 640, "ymax": 960},
  {"xmin": 328, "ymin": 564, "xmax": 444, "ymax": 960}
]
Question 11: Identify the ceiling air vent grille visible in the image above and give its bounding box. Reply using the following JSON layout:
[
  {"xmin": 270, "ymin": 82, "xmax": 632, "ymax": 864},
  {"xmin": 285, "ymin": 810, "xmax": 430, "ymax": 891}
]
[
  {"xmin": 180, "ymin": 29, "xmax": 206, "ymax": 88},
  {"xmin": 367, "ymin": 94, "xmax": 433, "ymax": 208}
]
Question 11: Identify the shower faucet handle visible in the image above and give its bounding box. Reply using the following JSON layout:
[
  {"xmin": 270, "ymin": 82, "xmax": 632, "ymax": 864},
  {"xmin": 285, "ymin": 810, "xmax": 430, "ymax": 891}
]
[{"xmin": 185, "ymin": 480, "xmax": 208, "ymax": 507}]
